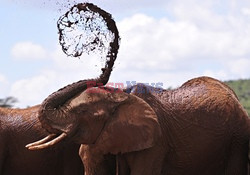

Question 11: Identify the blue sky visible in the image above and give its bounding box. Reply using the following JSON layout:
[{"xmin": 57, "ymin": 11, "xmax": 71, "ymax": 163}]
[{"xmin": 1, "ymin": 0, "xmax": 250, "ymax": 107}]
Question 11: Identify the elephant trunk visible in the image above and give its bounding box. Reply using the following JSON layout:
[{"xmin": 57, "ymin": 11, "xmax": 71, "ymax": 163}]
[{"xmin": 38, "ymin": 2, "xmax": 120, "ymax": 134}]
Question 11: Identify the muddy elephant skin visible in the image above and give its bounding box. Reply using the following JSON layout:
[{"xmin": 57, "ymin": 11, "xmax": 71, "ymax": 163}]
[
  {"xmin": 123, "ymin": 77, "xmax": 250, "ymax": 175},
  {"xmin": 27, "ymin": 76, "xmax": 250, "ymax": 175},
  {"xmin": 0, "ymin": 105, "xmax": 83, "ymax": 175}
]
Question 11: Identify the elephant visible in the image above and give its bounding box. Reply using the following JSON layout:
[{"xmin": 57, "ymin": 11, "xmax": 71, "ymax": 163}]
[
  {"xmin": 26, "ymin": 75, "xmax": 250, "ymax": 175},
  {"xmin": 0, "ymin": 105, "xmax": 84, "ymax": 175},
  {"xmin": 25, "ymin": 2, "xmax": 249, "ymax": 175}
]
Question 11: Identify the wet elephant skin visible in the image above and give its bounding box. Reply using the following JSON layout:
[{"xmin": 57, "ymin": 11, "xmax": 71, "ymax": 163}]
[{"xmin": 0, "ymin": 105, "xmax": 83, "ymax": 175}]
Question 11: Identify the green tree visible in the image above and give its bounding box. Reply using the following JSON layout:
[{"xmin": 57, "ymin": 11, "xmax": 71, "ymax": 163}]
[{"xmin": 225, "ymin": 79, "xmax": 250, "ymax": 116}]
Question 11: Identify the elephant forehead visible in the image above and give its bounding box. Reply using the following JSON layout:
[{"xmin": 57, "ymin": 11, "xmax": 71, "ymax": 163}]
[{"xmin": 69, "ymin": 90, "xmax": 108, "ymax": 108}]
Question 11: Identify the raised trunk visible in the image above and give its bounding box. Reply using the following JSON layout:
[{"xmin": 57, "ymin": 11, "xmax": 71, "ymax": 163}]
[{"xmin": 39, "ymin": 3, "xmax": 120, "ymax": 134}]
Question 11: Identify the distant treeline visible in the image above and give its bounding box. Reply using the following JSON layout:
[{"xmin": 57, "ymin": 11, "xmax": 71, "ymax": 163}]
[{"xmin": 225, "ymin": 79, "xmax": 250, "ymax": 116}]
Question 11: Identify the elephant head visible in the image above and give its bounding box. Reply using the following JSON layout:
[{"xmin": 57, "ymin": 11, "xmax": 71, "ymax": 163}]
[
  {"xmin": 26, "ymin": 3, "xmax": 120, "ymax": 149},
  {"xmin": 27, "ymin": 87, "xmax": 161, "ymax": 154}
]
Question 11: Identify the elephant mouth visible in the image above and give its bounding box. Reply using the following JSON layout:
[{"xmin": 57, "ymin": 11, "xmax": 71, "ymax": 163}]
[{"xmin": 26, "ymin": 133, "xmax": 67, "ymax": 150}]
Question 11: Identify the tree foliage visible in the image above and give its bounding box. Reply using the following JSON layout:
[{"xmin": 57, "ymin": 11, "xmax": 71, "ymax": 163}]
[
  {"xmin": 225, "ymin": 79, "xmax": 250, "ymax": 116},
  {"xmin": 0, "ymin": 96, "xmax": 18, "ymax": 108}
]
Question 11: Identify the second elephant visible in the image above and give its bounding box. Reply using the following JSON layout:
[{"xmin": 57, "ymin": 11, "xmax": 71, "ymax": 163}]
[{"xmin": 27, "ymin": 76, "xmax": 250, "ymax": 175}]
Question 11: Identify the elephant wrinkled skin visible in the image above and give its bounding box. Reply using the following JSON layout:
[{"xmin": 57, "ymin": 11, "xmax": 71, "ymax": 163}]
[
  {"xmin": 0, "ymin": 106, "xmax": 83, "ymax": 175},
  {"xmin": 27, "ymin": 76, "xmax": 250, "ymax": 175}
]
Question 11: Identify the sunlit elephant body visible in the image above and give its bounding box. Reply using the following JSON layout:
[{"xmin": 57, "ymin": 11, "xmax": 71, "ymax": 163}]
[
  {"xmin": 122, "ymin": 77, "xmax": 249, "ymax": 175},
  {"xmin": 28, "ymin": 76, "xmax": 250, "ymax": 175},
  {"xmin": 0, "ymin": 106, "xmax": 83, "ymax": 175}
]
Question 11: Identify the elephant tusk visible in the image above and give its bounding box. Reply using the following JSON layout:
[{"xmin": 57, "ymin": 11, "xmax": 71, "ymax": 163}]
[
  {"xmin": 26, "ymin": 133, "xmax": 67, "ymax": 150},
  {"xmin": 25, "ymin": 134, "xmax": 57, "ymax": 148}
]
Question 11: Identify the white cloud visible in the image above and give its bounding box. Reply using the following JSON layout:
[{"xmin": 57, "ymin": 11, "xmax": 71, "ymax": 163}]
[
  {"xmin": 169, "ymin": 1, "xmax": 224, "ymax": 28},
  {"xmin": 3, "ymin": 0, "xmax": 250, "ymax": 108},
  {"xmin": 202, "ymin": 70, "xmax": 228, "ymax": 80},
  {"xmin": 241, "ymin": 8, "xmax": 250, "ymax": 16},
  {"xmin": 11, "ymin": 42, "xmax": 48, "ymax": 60},
  {"xmin": 0, "ymin": 74, "xmax": 6, "ymax": 83},
  {"xmin": 115, "ymin": 12, "xmax": 250, "ymax": 83},
  {"xmin": 227, "ymin": 58, "xmax": 250, "ymax": 79},
  {"xmin": 10, "ymin": 10, "xmax": 250, "ymax": 107},
  {"xmin": 9, "ymin": 45, "xmax": 105, "ymax": 108},
  {"xmin": 9, "ymin": 71, "xmax": 57, "ymax": 107}
]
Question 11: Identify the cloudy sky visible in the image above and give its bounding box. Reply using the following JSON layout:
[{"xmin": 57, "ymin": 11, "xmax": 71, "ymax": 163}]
[{"xmin": 0, "ymin": 0, "xmax": 250, "ymax": 107}]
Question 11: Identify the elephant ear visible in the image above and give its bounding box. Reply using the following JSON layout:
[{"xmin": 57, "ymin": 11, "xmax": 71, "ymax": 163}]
[{"xmin": 96, "ymin": 92, "xmax": 161, "ymax": 154}]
